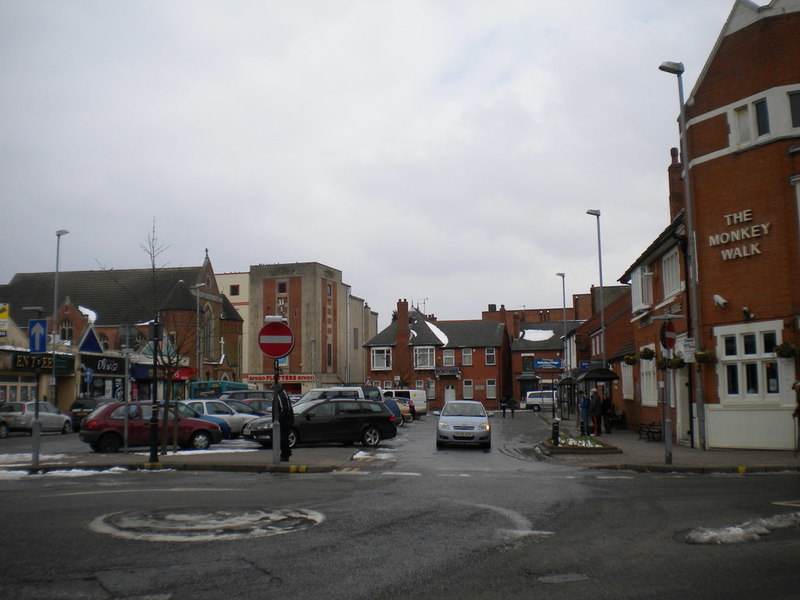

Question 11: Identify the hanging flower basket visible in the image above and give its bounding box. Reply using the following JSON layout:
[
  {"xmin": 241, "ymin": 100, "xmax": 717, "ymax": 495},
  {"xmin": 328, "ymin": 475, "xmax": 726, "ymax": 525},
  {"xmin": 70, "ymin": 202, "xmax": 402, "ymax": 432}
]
[
  {"xmin": 774, "ymin": 342, "xmax": 797, "ymax": 359},
  {"xmin": 694, "ymin": 349, "xmax": 715, "ymax": 364},
  {"xmin": 656, "ymin": 357, "xmax": 668, "ymax": 370},
  {"xmin": 624, "ymin": 354, "xmax": 639, "ymax": 365},
  {"xmin": 639, "ymin": 348, "xmax": 655, "ymax": 360},
  {"xmin": 668, "ymin": 356, "xmax": 686, "ymax": 369}
]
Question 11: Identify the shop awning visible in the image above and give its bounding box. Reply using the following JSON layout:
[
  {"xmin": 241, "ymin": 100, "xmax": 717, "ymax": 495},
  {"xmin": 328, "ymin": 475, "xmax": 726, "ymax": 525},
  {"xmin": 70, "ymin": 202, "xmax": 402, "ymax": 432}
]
[{"xmin": 576, "ymin": 367, "xmax": 619, "ymax": 382}]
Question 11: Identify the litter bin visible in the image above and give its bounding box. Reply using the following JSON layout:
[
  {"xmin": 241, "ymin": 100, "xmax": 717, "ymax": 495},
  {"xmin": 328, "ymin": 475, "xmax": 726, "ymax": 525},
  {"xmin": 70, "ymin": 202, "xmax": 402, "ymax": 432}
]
[{"xmin": 552, "ymin": 418, "xmax": 560, "ymax": 447}]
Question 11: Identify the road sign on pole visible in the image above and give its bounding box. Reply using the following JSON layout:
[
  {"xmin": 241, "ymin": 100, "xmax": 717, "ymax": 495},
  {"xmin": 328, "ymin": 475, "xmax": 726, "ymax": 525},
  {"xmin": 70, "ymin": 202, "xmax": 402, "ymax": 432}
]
[
  {"xmin": 660, "ymin": 320, "xmax": 677, "ymax": 350},
  {"xmin": 258, "ymin": 321, "xmax": 295, "ymax": 359},
  {"xmin": 29, "ymin": 319, "xmax": 48, "ymax": 353}
]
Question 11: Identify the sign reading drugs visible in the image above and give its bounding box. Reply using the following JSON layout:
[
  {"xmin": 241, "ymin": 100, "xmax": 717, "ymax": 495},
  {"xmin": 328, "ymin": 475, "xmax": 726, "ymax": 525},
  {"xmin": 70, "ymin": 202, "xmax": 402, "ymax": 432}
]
[{"xmin": 258, "ymin": 321, "xmax": 295, "ymax": 359}]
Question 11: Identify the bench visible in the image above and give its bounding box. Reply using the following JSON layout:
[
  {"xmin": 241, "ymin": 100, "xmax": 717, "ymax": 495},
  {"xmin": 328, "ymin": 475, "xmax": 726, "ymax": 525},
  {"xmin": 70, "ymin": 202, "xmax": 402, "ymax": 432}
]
[
  {"xmin": 638, "ymin": 421, "xmax": 663, "ymax": 441},
  {"xmin": 609, "ymin": 410, "xmax": 626, "ymax": 430}
]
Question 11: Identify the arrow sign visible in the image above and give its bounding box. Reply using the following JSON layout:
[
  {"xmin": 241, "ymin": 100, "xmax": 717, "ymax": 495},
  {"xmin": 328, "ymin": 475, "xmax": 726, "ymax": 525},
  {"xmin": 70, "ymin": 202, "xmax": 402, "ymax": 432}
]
[
  {"xmin": 29, "ymin": 319, "xmax": 48, "ymax": 353},
  {"xmin": 258, "ymin": 321, "xmax": 295, "ymax": 359}
]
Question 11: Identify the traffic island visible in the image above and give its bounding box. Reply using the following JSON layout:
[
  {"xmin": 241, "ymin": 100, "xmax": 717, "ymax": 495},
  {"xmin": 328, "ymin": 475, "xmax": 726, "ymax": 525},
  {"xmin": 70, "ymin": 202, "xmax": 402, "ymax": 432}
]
[{"xmin": 537, "ymin": 435, "xmax": 623, "ymax": 455}]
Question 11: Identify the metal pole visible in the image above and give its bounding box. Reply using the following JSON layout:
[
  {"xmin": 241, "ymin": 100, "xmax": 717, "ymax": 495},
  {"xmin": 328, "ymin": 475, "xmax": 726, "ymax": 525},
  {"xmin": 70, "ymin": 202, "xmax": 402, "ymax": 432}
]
[
  {"xmin": 272, "ymin": 359, "xmax": 281, "ymax": 464},
  {"xmin": 193, "ymin": 283, "xmax": 206, "ymax": 386},
  {"xmin": 664, "ymin": 348, "xmax": 673, "ymax": 465},
  {"xmin": 148, "ymin": 320, "xmax": 161, "ymax": 464},
  {"xmin": 586, "ymin": 210, "xmax": 606, "ymax": 368},
  {"xmin": 660, "ymin": 61, "xmax": 705, "ymax": 449},
  {"xmin": 558, "ymin": 272, "xmax": 567, "ymax": 417}
]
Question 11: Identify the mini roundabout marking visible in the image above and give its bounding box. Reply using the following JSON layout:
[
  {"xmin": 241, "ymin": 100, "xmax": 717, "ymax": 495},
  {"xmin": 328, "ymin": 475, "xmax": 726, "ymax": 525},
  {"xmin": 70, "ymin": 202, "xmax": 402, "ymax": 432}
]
[{"xmin": 90, "ymin": 507, "xmax": 325, "ymax": 542}]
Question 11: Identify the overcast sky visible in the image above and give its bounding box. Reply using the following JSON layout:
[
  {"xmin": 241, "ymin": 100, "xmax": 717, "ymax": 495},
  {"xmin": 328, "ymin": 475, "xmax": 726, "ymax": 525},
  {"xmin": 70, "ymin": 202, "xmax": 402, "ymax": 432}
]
[{"xmin": 1, "ymin": 0, "xmax": 739, "ymax": 328}]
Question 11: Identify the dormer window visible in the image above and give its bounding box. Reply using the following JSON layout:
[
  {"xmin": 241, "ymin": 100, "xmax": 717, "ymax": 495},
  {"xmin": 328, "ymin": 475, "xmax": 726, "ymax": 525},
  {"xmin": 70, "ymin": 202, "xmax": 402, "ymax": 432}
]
[{"xmin": 631, "ymin": 266, "xmax": 653, "ymax": 314}]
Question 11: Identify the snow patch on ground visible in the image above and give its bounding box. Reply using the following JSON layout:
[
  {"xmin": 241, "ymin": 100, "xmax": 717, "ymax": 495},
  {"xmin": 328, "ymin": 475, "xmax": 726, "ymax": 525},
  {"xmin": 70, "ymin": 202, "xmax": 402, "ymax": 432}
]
[{"xmin": 684, "ymin": 511, "xmax": 800, "ymax": 544}]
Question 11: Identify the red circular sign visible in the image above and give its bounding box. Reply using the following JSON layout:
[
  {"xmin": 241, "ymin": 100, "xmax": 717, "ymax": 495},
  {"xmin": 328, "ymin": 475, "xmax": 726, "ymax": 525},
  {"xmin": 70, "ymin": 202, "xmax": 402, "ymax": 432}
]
[
  {"xmin": 660, "ymin": 320, "xmax": 677, "ymax": 349},
  {"xmin": 258, "ymin": 321, "xmax": 295, "ymax": 359}
]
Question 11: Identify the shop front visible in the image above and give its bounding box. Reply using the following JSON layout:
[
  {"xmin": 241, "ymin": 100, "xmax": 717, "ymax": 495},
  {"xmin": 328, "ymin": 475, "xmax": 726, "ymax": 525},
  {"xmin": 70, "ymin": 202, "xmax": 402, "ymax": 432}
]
[
  {"xmin": 4, "ymin": 350, "xmax": 75, "ymax": 411},
  {"xmin": 79, "ymin": 354, "xmax": 127, "ymax": 401}
]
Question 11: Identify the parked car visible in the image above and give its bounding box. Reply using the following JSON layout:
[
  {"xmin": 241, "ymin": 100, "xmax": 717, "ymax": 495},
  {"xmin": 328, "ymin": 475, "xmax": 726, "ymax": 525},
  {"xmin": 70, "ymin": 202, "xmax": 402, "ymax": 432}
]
[
  {"xmin": 241, "ymin": 398, "xmax": 274, "ymax": 414},
  {"xmin": 383, "ymin": 389, "xmax": 428, "ymax": 416},
  {"xmin": 382, "ymin": 397, "xmax": 411, "ymax": 426},
  {"xmin": 224, "ymin": 399, "xmax": 269, "ymax": 416},
  {"xmin": 435, "ymin": 400, "xmax": 492, "ymax": 450},
  {"xmin": 0, "ymin": 401, "xmax": 72, "ymax": 435},
  {"xmin": 295, "ymin": 385, "xmax": 384, "ymax": 404},
  {"xmin": 523, "ymin": 390, "xmax": 558, "ymax": 412},
  {"xmin": 185, "ymin": 399, "xmax": 260, "ymax": 438},
  {"xmin": 243, "ymin": 398, "xmax": 397, "ymax": 449},
  {"xmin": 79, "ymin": 401, "xmax": 223, "ymax": 453},
  {"xmin": 173, "ymin": 401, "xmax": 232, "ymax": 438},
  {"xmin": 69, "ymin": 396, "xmax": 115, "ymax": 430},
  {"xmin": 218, "ymin": 389, "xmax": 273, "ymax": 401},
  {"xmin": 0, "ymin": 415, "xmax": 9, "ymax": 439}
]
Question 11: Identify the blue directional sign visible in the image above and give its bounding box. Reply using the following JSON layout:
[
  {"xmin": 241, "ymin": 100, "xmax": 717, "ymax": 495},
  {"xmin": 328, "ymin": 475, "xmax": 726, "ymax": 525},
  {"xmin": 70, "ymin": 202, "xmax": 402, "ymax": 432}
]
[{"xmin": 29, "ymin": 319, "xmax": 48, "ymax": 353}]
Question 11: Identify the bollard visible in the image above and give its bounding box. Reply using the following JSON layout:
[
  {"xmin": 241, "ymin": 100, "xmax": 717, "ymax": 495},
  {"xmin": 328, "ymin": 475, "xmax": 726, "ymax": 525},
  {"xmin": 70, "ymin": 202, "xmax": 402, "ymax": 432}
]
[{"xmin": 552, "ymin": 419, "xmax": 560, "ymax": 447}]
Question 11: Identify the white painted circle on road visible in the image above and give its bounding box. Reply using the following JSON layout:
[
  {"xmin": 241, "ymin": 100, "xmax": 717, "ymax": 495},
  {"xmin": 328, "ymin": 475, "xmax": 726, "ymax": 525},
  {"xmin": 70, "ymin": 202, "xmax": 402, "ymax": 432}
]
[{"xmin": 90, "ymin": 507, "xmax": 325, "ymax": 542}]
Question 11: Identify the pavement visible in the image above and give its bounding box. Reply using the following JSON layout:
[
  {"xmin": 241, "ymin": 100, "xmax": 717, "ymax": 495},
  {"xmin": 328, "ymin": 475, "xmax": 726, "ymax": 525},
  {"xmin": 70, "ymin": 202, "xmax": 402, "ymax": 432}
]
[{"xmin": 3, "ymin": 410, "xmax": 800, "ymax": 475}]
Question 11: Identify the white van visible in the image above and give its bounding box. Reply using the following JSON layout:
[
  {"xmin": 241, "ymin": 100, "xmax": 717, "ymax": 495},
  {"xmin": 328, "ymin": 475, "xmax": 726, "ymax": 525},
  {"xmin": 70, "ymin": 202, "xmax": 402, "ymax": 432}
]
[
  {"xmin": 383, "ymin": 389, "xmax": 428, "ymax": 416},
  {"xmin": 524, "ymin": 390, "xmax": 558, "ymax": 412}
]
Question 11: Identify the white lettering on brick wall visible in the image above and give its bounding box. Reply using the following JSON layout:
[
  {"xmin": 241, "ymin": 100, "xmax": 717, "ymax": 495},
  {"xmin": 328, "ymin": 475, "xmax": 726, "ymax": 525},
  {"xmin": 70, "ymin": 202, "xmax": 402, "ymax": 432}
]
[{"xmin": 708, "ymin": 209, "xmax": 771, "ymax": 261}]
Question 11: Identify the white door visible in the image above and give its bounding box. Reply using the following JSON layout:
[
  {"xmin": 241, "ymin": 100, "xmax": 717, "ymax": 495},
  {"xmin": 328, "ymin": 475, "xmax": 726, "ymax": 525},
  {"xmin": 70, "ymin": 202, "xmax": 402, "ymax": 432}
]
[{"xmin": 444, "ymin": 385, "xmax": 456, "ymax": 404}]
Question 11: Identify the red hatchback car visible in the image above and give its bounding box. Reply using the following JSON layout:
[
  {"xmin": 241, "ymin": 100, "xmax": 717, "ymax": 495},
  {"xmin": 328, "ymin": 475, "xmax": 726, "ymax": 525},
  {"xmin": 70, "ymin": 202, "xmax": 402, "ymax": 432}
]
[{"xmin": 79, "ymin": 401, "xmax": 223, "ymax": 453}]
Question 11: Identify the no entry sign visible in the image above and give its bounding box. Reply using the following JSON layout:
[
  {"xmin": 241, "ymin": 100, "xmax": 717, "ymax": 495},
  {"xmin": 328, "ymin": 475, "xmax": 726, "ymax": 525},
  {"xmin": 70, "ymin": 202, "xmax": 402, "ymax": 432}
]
[
  {"xmin": 258, "ymin": 321, "xmax": 295, "ymax": 359},
  {"xmin": 660, "ymin": 320, "xmax": 677, "ymax": 349}
]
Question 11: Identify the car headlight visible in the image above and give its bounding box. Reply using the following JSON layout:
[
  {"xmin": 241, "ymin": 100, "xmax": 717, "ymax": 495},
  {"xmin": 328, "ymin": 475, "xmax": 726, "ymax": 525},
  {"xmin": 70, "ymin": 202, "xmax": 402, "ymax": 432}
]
[
  {"xmin": 438, "ymin": 421, "xmax": 451, "ymax": 431},
  {"xmin": 476, "ymin": 423, "xmax": 490, "ymax": 431}
]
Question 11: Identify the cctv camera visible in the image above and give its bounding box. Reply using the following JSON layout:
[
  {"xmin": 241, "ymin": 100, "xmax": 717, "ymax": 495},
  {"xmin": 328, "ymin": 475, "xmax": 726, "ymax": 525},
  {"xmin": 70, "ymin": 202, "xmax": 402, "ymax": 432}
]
[{"xmin": 713, "ymin": 294, "xmax": 728, "ymax": 307}]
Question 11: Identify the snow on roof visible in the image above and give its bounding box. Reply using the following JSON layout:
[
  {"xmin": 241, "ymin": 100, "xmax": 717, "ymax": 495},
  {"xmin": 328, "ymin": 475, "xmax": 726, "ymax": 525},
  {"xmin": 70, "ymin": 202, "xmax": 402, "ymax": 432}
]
[
  {"xmin": 522, "ymin": 329, "xmax": 555, "ymax": 342},
  {"xmin": 426, "ymin": 321, "xmax": 449, "ymax": 346},
  {"xmin": 78, "ymin": 306, "xmax": 97, "ymax": 324}
]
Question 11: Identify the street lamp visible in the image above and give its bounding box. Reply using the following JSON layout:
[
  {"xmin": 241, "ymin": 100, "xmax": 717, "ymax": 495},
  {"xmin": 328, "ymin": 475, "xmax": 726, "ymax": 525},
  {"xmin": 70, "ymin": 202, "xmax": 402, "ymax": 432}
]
[
  {"xmin": 659, "ymin": 60, "xmax": 705, "ymax": 450},
  {"xmin": 192, "ymin": 283, "xmax": 206, "ymax": 385},
  {"xmin": 586, "ymin": 210, "xmax": 606, "ymax": 368},
  {"xmin": 556, "ymin": 272, "xmax": 567, "ymax": 418},
  {"xmin": 37, "ymin": 229, "xmax": 69, "ymax": 469}
]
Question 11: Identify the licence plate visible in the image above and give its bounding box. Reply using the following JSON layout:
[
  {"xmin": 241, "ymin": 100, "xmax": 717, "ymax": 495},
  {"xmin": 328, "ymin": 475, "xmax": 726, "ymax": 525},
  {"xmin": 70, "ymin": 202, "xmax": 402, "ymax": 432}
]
[{"xmin": 454, "ymin": 432, "xmax": 473, "ymax": 439}]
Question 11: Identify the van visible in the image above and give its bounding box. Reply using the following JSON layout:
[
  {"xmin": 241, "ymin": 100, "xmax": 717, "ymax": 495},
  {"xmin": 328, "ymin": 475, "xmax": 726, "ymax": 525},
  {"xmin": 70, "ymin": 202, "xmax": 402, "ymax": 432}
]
[
  {"xmin": 383, "ymin": 389, "xmax": 428, "ymax": 416},
  {"xmin": 296, "ymin": 385, "xmax": 384, "ymax": 404},
  {"xmin": 524, "ymin": 390, "xmax": 558, "ymax": 412}
]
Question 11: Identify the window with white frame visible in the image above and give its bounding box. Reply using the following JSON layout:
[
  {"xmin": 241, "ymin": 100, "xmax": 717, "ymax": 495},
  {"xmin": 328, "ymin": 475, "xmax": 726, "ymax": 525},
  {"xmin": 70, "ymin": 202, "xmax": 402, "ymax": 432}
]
[
  {"xmin": 486, "ymin": 379, "xmax": 497, "ymax": 399},
  {"xmin": 734, "ymin": 99, "xmax": 770, "ymax": 145},
  {"xmin": 716, "ymin": 320, "xmax": 782, "ymax": 400},
  {"xmin": 462, "ymin": 348, "xmax": 472, "ymax": 366},
  {"xmin": 790, "ymin": 91, "xmax": 800, "ymax": 128},
  {"xmin": 485, "ymin": 348, "xmax": 496, "ymax": 366},
  {"xmin": 662, "ymin": 247, "xmax": 681, "ymax": 299},
  {"xmin": 631, "ymin": 265, "xmax": 653, "ymax": 313},
  {"xmin": 621, "ymin": 362, "xmax": 634, "ymax": 400},
  {"xmin": 443, "ymin": 349, "xmax": 455, "ymax": 367},
  {"xmin": 371, "ymin": 347, "xmax": 391, "ymax": 370},
  {"xmin": 414, "ymin": 346, "xmax": 435, "ymax": 369},
  {"xmin": 415, "ymin": 380, "xmax": 424, "ymax": 389},
  {"xmin": 640, "ymin": 345, "xmax": 658, "ymax": 407},
  {"xmin": 463, "ymin": 379, "xmax": 474, "ymax": 399}
]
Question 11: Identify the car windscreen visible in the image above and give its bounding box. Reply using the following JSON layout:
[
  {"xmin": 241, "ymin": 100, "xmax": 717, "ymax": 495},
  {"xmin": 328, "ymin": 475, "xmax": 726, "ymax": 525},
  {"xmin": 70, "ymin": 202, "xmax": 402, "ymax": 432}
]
[{"xmin": 442, "ymin": 402, "xmax": 485, "ymax": 417}]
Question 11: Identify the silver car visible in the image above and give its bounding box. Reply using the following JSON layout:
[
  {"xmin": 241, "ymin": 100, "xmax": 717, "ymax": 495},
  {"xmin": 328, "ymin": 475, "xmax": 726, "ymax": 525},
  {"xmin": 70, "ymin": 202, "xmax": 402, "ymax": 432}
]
[
  {"xmin": 185, "ymin": 399, "xmax": 259, "ymax": 438},
  {"xmin": 435, "ymin": 400, "xmax": 492, "ymax": 450},
  {"xmin": 0, "ymin": 401, "xmax": 72, "ymax": 435}
]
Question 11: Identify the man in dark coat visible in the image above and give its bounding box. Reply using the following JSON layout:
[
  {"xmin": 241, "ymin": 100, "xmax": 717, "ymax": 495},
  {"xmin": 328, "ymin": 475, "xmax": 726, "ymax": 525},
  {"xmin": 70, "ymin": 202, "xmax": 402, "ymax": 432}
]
[
  {"xmin": 277, "ymin": 384, "xmax": 294, "ymax": 461},
  {"xmin": 589, "ymin": 388, "xmax": 602, "ymax": 436}
]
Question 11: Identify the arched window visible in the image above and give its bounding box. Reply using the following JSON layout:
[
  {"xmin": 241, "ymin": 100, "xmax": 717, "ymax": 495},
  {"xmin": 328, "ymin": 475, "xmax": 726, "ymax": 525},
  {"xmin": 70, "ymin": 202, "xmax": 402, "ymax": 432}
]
[
  {"xmin": 98, "ymin": 333, "xmax": 110, "ymax": 351},
  {"xmin": 59, "ymin": 320, "xmax": 73, "ymax": 342},
  {"xmin": 202, "ymin": 305, "xmax": 214, "ymax": 359}
]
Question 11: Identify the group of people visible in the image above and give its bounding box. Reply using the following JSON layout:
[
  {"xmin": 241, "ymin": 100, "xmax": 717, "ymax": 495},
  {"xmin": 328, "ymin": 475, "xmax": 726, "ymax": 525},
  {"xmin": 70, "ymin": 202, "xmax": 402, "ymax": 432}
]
[{"xmin": 578, "ymin": 387, "xmax": 614, "ymax": 436}]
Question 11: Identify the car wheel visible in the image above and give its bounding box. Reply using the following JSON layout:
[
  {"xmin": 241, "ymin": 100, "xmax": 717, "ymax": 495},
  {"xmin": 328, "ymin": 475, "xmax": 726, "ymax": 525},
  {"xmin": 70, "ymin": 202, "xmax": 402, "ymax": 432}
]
[
  {"xmin": 0, "ymin": 423, "xmax": 8, "ymax": 439},
  {"xmin": 532, "ymin": 405, "xmax": 541, "ymax": 412},
  {"xmin": 61, "ymin": 421, "xmax": 72, "ymax": 435},
  {"xmin": 189, "ymin": 431, "xmax": 211, "ymax": 450},
  {"xmin": 259, "ymin": 441, "xmax": 273, "ymax": 449},
  {"xmin": 361, "ymin": 426, "xmax": 381, "ymax": 447},
  {"xmin": 436, "ymin": 440, "xmax": 444, "ymax": 450},
  {"xmin": 287, "ymin": 429, "xmax": 298, "ymax": 448},
  {"xmin": 482, "ymin": 441, "xmax": 491, "ymax": 450},
  {"xmin": 96, "ymin": 433, "xmax": 122, "ymax": 453}
]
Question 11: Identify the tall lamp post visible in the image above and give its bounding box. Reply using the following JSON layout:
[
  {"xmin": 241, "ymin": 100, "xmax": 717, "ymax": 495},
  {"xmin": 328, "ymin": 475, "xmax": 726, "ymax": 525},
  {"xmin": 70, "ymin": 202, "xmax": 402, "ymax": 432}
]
[
  {"xmin": 37, "ymin": 229, "xmax": 69, "ymax": 469},
  {"xmin": 586, "ymin": 210, "xmax": 606, "ymax": 368},
  {"xmin": 659, "ymin": 60, "xmax": 705, "ymax": 450},
  {"xmin": 556, "ymin": 272, "xmax": 567, "ymax": 417}
]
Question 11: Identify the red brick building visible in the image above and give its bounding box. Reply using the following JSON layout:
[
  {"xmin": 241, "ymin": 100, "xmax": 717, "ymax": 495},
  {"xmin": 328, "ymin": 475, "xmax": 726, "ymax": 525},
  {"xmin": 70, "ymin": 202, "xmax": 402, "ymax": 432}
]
[
  {"xmin": 364, "ymin": 299, "xmax": 510, "ymax": 410},
  {"xmin": 619, "ymin": 0, "xmax": 800, "ymax": 449}
]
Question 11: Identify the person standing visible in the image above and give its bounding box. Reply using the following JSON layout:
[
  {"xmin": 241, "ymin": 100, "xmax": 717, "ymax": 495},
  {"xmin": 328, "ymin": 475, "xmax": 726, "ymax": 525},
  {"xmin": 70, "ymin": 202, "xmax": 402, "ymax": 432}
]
[
  {"xmin": 589, "ymin": 388, "xmax": 602, "ymax": 436},
  {"xmin": 578, "ymin": 391, "xmax": 590, "ymax": 436},
  {"xmin": 601, "ymin": 392, "xmax": 614, "ymax": 434},
  {"xmin": 508, "ymin": 396, "xmax": 516, "ymax": 418},
  {"xmin": 277, "ymin": 384, "xmax": 294, "ymax": 461}
]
